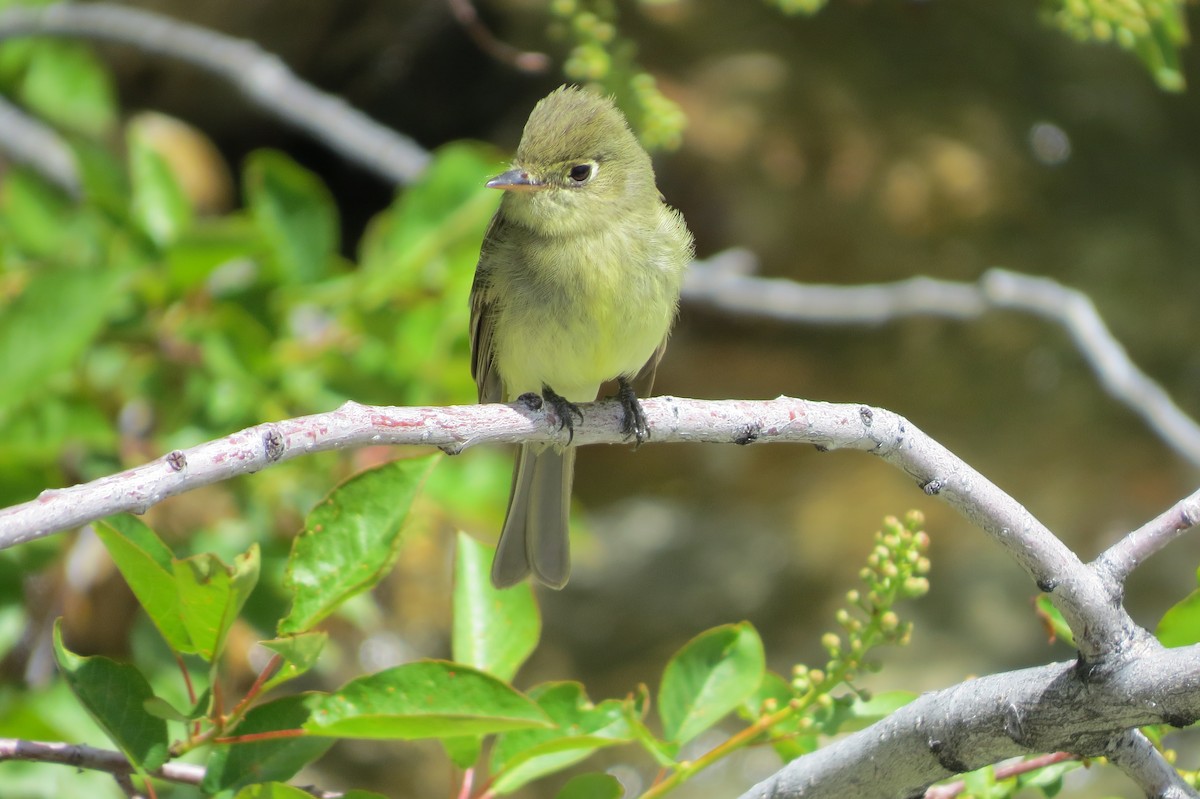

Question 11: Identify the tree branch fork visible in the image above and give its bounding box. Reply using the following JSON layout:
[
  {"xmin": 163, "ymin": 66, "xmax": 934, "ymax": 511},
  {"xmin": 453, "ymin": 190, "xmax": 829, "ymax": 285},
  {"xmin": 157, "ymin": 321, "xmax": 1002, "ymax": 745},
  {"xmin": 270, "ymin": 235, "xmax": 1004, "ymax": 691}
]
[{"xmin": 1, "ymin": 396, "xmax": 1198, "ymax": 798}]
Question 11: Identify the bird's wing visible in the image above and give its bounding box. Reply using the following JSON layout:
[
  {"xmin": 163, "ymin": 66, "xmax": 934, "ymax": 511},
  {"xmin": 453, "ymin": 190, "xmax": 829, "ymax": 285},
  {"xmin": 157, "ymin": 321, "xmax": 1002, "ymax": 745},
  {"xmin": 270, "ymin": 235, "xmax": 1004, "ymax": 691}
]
[
  {"xmin": 470, "ymin": 212, "xmax": 506, "ymax": 404},
  {"xmin": 630, "ymin": 336, "xmax": 668, "ymax": 399}
]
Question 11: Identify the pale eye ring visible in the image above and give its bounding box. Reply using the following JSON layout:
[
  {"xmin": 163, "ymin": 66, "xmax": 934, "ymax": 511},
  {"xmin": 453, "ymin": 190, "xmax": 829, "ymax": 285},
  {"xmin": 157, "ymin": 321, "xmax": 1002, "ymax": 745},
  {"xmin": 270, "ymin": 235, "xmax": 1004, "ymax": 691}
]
[{"xmin": 568, "ymin": 163, "xmax": 593, "ymax": 183}]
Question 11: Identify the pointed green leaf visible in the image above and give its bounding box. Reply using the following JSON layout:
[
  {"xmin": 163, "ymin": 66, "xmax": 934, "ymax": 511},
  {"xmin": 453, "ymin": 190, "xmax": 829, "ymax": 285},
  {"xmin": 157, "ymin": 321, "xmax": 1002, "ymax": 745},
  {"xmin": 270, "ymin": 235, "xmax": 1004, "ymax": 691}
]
[
  {"xmin": 174, "ymin": 545, "xmax": 260, "ymax": 661},
  {"xmin": 490, "ymin": 682, "xmax": 636, "ymax": 794},
  {"xmin": 304, "ymin": 660, "xmax": 551, "ymax": 739},
  {"xmin": 0, "ymin": 262, "xmax": 125, "ymax": 416},
  {"xmin": 204, "ymin": 695, "xmax": 333, "ymax": 794},
  {"xmin": 659, "ymin": 622, "xmax": 765, "ymax": 746},
  {"xmin": 52, "ymin": 620, "xmax": 168, "ymax": 771},
  {"xmin": 1035, "ymin": 594, "xmax": 1075, "ymax": 648},
  {"xmin": 279, "ymin": 456, "xmax": 437, "ymax": 635},
  {"xmin": 1157, "ymin": 587, "xmax": 1200, "ymax": 648},
  {"xmin": 19, "ymin": 41, "xmax": 116, "ymax": 137},
  {"xmin": 94, "ymin": 516, "xmax": 191, "ymax": 653},
  {"xmin": 258, "ymin": 632, "xmax": 328, "ymax": 692},
  {"xmin": 143, "ymin": 692, "xmax": 210, "ymax": 723},
  {"xmin": 555, "ymin": 773, "xmax": 623, "ymax": 799},
  {"xmin": 233, "ymin": 784, "xmax": 315, "ymax": 799},
  {"xmin": 128, "ymin": 122, "xmax": 193, "ymax": 247},
  {"xmin": 453, "ymin": 531, "xmax": 540, "ymax": 681},
  {"xmin": 441, "ymin": 735, "xmax": 483, "ymax": 769},
  {"xmin": 244, "ymin": 149, "xmax": 338, "ymax": 283}
]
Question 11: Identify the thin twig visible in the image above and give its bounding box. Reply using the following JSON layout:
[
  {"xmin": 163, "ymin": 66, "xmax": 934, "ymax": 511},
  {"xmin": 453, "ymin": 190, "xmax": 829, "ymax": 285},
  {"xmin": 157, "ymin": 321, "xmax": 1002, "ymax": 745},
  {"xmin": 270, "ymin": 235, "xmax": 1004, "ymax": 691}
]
[
  {"xmin": 1094, "ymin": 486, "xmax": 1200, "ymax": 583},
  {"xmin": 683, "ymin": 254, "xmax": 1200, "ymax": 468},
  {"xmin": 445, "ymin": 0, "xmax": 550, "ymax": 72},
  {"xmin": 924, "ymin": 752, "xmax": 1076, "ymax": 798},
  {"xmin": 0, "ymin": 738, "xmax": 204, "ymax": 787},
  {"xmin": 0, "ymin": 2, "xmax": 430, "ymax": 185}
]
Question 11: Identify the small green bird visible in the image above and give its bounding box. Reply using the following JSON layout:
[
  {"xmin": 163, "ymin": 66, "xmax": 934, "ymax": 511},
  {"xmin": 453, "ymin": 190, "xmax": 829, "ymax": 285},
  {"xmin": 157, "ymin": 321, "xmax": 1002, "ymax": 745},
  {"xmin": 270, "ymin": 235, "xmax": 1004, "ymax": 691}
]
[{"xmin": 470, "ymin": 85, "xmax": 693, "ymax": 589}]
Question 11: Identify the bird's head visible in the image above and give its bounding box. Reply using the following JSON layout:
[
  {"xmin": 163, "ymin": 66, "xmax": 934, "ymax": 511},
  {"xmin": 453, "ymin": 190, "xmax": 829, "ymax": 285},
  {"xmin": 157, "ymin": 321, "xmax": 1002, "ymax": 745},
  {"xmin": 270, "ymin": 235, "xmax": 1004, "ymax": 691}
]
[{"xmin": 487, "ymin": 86, "xmax": 657, "ymax": 237}]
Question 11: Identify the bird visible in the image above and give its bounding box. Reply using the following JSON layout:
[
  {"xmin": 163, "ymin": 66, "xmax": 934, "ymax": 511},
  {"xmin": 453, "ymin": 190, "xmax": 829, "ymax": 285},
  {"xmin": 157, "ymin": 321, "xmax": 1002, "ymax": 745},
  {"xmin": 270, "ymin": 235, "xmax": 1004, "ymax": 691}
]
[{"xmin": 469, "ymin": 85, "xmax": 693, "ymax": 589}]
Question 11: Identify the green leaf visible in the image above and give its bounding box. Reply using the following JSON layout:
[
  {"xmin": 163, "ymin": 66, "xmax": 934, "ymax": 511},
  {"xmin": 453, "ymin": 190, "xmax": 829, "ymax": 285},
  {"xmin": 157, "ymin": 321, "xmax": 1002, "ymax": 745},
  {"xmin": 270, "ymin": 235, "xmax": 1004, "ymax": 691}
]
[
  {"xmin": 822, "ymin": 690, "xmax": 917, "ymax": 735},
  {"xmin": 279, "ymin": 456, "xmax": 437, "ymax": 635},
  {"xmin": 304, "ymin": 660, "xmax": 552, "ymax": 739},
  {"xmin": 1157, "ymin": 587, "xmax": 1200, "ymax": 648},
  {"xmin": 490, "ymin": 682, "xmax": 636, "ymax": 794},
  {"xmin": 2, "ymin": 167, "xmax": 73, "ymax": 257},
  {"xmin": 94, "ymin": 516, "xmax": 191, "ymax": 653},
  {"xmin": 555, "ymin": 773, "xmax": 623, "ymax": 799},
  {"xmin": 52, "ymin": 620, "xmax": 169, "ymax": 771},
  {"xmin": 128, "ymin": 121, "xmax": 193, "ymax": 247},
  {"xmin": 174, "ymin": 545, "xmax": 261, "ymax": 661},
  {"xmin": 452, "ymin": 531, "xmax": 540, "ymax": 681},
  {"xmin": 1035, "ymin": 594, "xmax": 1075, "ymax": 649},
  {"xmin": 358, "ymin": 142, "xmax": 497, "ymax": 298},
  {"xmin": 441, "ymin": 735, "xmax": 483, "ymax": 769},
  {"xmin": 244, "ymin": 149, "xmax": 339, "ymax": 283},
  {"xmin": 737, "ymin": 670, "xmax": 818, "ymax": 760},
  {"xmin": 233, "ymin": 785, "xmax": 389, "ymax": 799},
  {"xmin": 143, "ymin": 690, "xmax": 210, "ymax": 723},
  {"xmin": 233, "ymin": 784, "xmax": 315, "ymax": 799},
  {"xmin": 19, "ymin": 41, "xmax": 116, "ymax": 137},
  {"xmin": 258, "ymin": 632, "xmax": 328, "ymax": 692},
  {"xmin": 204, "ymin": 695, "xmax": 334, "ymax": 794},
  {"xmin": 658, "ymin": 622, "xmax": 765, "ymax": 746},
  {"xmin": 0, "ymin": 262, "xmax": 125, "ymax": 418},
  {"xmin": 165, "ymin": 216, "xmax": 262, "ymax": 293}
]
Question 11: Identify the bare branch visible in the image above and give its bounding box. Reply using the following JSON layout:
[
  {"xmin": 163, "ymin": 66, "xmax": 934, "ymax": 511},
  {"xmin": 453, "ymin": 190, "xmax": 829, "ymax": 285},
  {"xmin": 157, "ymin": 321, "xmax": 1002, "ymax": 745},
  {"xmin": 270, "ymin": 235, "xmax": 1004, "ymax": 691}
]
[
  {"xmin": 1095, "ymin": 487, "xmax": 1200, "ymax": 584},
  {"xmin": 683, "ymin": 255, "xmax": 1200, "ymax": 468},
  {"xmin": 445, "ymin": 0, "xmax": 551, "ymax": 73},
  {"xmin": 0, "ymin": 94, "xmax": 80, "ymax": 195},
  {"xmin": 738, "ymin": 643, "xmax": 1200, "ymax": 799},
  {"xmin": 0, "ymin": 738, "xmax": 205, "ymax": 787},
  {"xmin": 1104, "ymin": 729, "xmax": 1200, "ymax": 799},
  {"xmin": 0, "ymin": 737, "xmax": 348, "ymax": 798},
  {"xmin": 0, "ymin": 2, "xmax": 430, "ymax": 185},
  {"xmin": 0, "ymin": 396, "xmax": 1150, "ymax": 658}
]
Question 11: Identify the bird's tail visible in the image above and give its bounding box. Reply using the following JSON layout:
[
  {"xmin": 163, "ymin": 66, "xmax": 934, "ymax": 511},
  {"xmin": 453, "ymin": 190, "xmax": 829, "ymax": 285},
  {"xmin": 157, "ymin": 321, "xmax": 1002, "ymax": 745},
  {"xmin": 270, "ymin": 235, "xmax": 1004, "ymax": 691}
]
[{"xmin": 491, "ymin": 445, "xmax": 575, "ymax": 589}]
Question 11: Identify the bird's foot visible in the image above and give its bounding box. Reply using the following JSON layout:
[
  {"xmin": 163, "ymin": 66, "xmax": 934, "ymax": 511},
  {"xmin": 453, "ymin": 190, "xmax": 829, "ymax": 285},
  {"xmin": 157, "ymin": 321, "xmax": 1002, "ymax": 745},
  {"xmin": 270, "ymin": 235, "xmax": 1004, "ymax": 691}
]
[
  {"xmin": 541, "ymin": 385, "xmax": 583, "ymax": 444},
  {"xmin": 517, "ymin": 392, "xmax": 543, "ymax": 411},
  {"xmin": 616, "ymin": 376, "xmax": 650, "ymax": 446}
]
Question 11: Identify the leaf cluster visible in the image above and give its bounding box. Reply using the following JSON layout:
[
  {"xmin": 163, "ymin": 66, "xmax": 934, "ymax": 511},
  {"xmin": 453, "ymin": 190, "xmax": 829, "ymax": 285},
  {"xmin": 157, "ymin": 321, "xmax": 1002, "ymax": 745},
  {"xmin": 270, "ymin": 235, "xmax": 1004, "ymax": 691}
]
[{"xmin": 8, "ymin": 458, "xmax": 935, "ymax": 797}]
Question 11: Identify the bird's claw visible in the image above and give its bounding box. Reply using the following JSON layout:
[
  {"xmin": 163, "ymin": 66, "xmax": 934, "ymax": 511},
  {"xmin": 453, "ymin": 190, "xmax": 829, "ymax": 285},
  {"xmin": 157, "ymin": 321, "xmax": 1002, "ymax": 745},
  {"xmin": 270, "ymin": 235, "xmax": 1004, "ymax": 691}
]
[
  {"xmin": 616, "ymin": 377, "xmax": 650, "ymax": 446},
  {"xmin": 541, "ymin": 385, "xmax": 582, "ymax": 444}
]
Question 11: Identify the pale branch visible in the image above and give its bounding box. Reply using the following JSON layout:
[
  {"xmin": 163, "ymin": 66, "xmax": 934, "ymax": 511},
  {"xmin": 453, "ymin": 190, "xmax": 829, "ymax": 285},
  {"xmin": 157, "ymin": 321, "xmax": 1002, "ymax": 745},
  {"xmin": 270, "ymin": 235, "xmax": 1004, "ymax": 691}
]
[
  {"xmin": 684, "ymin": 252, "xmax": 1200, "ymax": 468},
  {"xmin": 0, "ymin": 738, "xmax": 346, "ymax": 798},
  {"xmin": 0, "ymin": 2, "xmax": 430, "ymax": 185},
  {"xmin": 0, "ymin": 396, "xmax": 1176, "ymax": 661},
  {"xmin": 1104, "ymin": 729, "xmax": 1199, "ymax": 799},
  {"xmin": 0, "ymin": 738, "xmax": 205, "ymax": 788},
  {"xmin": 0, "ymin": 94, "xmax": 80, "ymax": 195},
  {"xmin": 1094, "ymin": 486, "xmax": 1200, "ymax": 584},
  {"xmin": 738, "ymin": 644, "xmax": 1200, "ymax": 799}
]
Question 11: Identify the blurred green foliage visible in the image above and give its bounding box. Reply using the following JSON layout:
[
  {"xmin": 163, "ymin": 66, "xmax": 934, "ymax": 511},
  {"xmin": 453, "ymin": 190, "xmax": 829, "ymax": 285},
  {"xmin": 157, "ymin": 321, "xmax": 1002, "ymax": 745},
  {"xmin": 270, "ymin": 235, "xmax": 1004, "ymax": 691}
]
[{"xmin": 1043, "ymin": 0, "xmax": 1189, "ymax": 91}]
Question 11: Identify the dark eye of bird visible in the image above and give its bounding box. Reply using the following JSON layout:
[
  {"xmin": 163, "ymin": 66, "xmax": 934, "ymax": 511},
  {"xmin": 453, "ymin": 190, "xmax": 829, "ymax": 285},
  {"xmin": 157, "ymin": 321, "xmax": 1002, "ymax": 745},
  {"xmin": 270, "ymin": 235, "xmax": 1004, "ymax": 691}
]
[{"xmin": 568, "ymin": 164, "xmax": 592, "ymax": 183}]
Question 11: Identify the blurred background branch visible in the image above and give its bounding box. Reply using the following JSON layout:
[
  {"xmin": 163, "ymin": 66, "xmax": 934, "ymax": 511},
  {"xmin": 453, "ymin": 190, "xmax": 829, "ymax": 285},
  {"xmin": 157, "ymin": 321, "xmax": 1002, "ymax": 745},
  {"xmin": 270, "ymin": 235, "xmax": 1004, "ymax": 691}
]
[{"xmin": 0, "ymin": 2, "xmax": 430, "ymax": 184}]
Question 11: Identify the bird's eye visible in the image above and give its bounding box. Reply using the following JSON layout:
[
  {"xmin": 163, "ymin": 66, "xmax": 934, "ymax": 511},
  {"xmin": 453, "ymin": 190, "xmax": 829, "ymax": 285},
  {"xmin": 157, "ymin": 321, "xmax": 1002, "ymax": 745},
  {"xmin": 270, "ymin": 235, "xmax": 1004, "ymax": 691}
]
[{"xmin": 568, "ymin": 164, "xmax": 593, "ymax": 183}]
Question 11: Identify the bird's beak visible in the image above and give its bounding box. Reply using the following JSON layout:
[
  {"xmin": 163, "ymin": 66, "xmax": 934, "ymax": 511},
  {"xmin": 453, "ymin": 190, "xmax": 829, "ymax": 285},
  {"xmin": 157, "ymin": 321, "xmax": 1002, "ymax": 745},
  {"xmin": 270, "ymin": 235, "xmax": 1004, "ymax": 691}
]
[{"xmin": 486, "ymin": 168, "xmax": 548, "ymax": 192}]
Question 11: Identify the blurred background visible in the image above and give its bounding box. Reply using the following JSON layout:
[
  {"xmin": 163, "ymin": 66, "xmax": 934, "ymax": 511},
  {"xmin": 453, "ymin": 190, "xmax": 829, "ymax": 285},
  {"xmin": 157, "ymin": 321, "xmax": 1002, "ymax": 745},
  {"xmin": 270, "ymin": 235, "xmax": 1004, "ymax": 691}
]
[{"xmin": 1, "ymin": 0, "xmax": 1199, "ymax": 796}]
